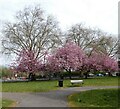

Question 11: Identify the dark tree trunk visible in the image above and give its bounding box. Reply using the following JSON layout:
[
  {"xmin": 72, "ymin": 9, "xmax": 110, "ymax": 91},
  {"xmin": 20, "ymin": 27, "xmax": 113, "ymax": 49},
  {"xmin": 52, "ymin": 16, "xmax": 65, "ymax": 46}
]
[
  {"xmin": 84, "ymin": 73, "xmax": 88, "ymax": 79},
  {"xmin": 28, "ymin": 73, "xmax": 36, "ymax": 81},
  {"xmin": 47, "ymin": 74, "xmax": 52, "ymax": 80},
  {"xmin": 108, "ymin": 72, "xmax": 111, "ymax": 76},
  {"xmin": 79, "ymin": 72, "xmax": 82, "ymax": 78},
  {"xmin": 69, "ymin": 69, "xmax": 72, "ymax": 79}
]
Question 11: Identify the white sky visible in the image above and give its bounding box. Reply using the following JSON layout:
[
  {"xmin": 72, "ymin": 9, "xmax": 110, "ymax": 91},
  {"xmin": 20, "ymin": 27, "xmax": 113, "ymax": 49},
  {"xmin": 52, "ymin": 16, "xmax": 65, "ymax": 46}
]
[{"xmin": 0, "ymin": 0, "xmax": 119, "ymax": 66}]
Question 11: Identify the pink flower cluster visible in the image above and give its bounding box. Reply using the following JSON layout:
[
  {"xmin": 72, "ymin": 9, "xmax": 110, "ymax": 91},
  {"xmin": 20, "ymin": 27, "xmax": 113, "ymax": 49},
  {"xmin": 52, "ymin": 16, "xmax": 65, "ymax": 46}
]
[
  {"xmin": 46, "ymin": 42, "xmax": 118, "ymax": 74},
  {"xmin": 11, "ymin": 49, "xmax": 41, "ymax": 73},
  {"xmin": 84, "ymin": 52, "xmax": 118, "ymax": 72},
  {"xmin": 11, "ymin": 42, "xmax": 118, "ymax": 75},
  {"xmin": 47, "ymin": 42, "xmax": 85, "ymax": 73}
]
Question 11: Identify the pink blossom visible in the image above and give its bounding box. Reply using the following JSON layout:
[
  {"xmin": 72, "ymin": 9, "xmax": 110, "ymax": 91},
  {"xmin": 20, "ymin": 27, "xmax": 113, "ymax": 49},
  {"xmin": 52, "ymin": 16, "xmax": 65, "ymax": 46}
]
[
  {"xmin": 11, "ymin": 49, "xmax": 41, "ymax": 73},
  {"xmin": 46, "ymin": 41, "xmax": 85, "ymax": 73}
]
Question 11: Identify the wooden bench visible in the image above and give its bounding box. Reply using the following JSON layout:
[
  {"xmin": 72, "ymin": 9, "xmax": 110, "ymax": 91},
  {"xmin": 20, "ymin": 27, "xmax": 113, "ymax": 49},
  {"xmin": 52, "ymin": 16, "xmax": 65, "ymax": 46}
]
[{"xmin": 70, "ymin": 80, "xmax": 84, "ymax": 86}]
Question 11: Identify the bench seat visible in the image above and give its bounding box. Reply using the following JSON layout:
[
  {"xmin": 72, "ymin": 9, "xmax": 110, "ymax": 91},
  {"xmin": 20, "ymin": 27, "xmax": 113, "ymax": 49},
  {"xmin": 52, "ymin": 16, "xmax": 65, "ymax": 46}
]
[{"xmin": 70, "ymin": 80, "xmax": 83, "ymax": 86}]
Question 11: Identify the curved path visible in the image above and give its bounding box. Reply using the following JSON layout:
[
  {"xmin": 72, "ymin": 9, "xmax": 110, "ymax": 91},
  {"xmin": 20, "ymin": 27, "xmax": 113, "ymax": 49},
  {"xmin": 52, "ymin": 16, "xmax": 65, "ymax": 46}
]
[{"xmin": 2, "ymin": 86, "xmax": 119, "ymax": 107}]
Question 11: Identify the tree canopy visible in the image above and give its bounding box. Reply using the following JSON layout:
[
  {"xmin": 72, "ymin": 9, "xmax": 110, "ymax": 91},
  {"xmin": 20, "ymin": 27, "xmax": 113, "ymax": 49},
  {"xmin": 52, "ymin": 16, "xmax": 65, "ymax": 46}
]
[
  {"xmin": 2, "ymin": 5, "xmax": 62, "ymax": 59},
  {"xmin": 1, "ymin": 5, "xmax": 118, "ymax": 79}
]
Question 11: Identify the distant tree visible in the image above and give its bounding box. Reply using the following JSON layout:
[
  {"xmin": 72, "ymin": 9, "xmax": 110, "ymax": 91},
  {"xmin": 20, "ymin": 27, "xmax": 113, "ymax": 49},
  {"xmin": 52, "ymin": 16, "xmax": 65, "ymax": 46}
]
[
  {"xmin": 0, "ymin": 66, "xmax": 12, "ymax": 78},
  {"xmin": 82, "ymin": 52, "xmax": 118, "ymax": 78},
  {"xmin": 10, "ymin": 49, "xmax": 42, "ymax": 80},
  {"xmin": 89, "ymin": 36, "xmax": 118, "ymax": 58},
  {"xmin": 66, "ymin": 23, "xmax": 96, "ymax": 50},
  {"xmin": 66, "ymin": 23, "xmax": 118, "ymax": 58},
  {"xmin": 101, "ymin": 54, "xmax": 118, "ymax": 75},
  {"xmin": 2, "ymin": 5, "xmax": 62, "ymax": 60},
  {"xmin": 47, "ymin": 41, "xmax": 85, "ymax": 79}
]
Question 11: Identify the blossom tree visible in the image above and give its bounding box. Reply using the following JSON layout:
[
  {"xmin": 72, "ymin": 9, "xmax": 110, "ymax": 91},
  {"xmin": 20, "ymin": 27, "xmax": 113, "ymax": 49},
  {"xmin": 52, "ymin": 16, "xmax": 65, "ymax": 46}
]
[
  {"xmin": 46, "ymin": 41, "xmax": 86, "ymax": 79},
  {"xmin": 88, "ymin": 52, "xmax": 104, "ymax": 71},
  {"xmin": 102, "ymin": 55, "xmax": 118, "ymax": 75},
  {"xmin": 77, "ymin": 55, "xmax": 90, "ymax": 79},
  {"xmin": 82, "ymin": 52, "xmax": 118, "ymax": 78},
  {"xmin": 11, "ymin": 49, "xmax": 42, "ymax": 80},
  {"xmin": 79, "ymin": 51, "xmax": 118, "ymax": 78}
]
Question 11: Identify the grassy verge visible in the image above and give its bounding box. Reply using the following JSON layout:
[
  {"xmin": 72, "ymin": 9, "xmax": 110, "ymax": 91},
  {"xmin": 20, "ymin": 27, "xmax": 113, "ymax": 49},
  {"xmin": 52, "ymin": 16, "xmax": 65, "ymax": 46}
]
[
  {"xmin": 1, "ymin": 99, "xmax": 15, "ymax": 108},
  {"xmin": 80, "ymin": 76, "xmax": 118, "ymax": 86},
  {"xmin": 68, "ymin": 89, "xmax": 120, "ymax": 108},
  {"xmin": 2, "ymin": 80, "xmax": 59, "ymax": 92},
  {"xmin": 2, "ymin": 77, "xmax": 119, "ymax": 92},
  {"xmin": 64, "ymin": 76, "xmax": 118, "ymax": 87}
]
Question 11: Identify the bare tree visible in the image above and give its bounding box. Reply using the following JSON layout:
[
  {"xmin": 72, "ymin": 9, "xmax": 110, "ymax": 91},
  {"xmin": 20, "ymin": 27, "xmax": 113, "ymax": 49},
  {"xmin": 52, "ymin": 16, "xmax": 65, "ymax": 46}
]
[
  {"xmin": 66, "ymin": 23, "xmax": 118, "ymax": 57},
  {"xmin": 1, "ymin": 5, "xmax": 62, "ymax": 59},
  {"xmin": 66, "ymin": 24, "xmax": 96, "ymax": 49},
  {"xmin": 90, "ymin": 35, "xmax": 118, "ymax": 58}
]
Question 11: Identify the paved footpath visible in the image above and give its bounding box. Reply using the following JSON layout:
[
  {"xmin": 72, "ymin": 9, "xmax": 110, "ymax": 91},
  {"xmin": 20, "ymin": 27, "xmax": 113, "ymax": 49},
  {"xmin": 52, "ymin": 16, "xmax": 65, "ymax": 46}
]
[{"xmin": 2, "ymin": 86, "xmax": 119, "ymax": 107}]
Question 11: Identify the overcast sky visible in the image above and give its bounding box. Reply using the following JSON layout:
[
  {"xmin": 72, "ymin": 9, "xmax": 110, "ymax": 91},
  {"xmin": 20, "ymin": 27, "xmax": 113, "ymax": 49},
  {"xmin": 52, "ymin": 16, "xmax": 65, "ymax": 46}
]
[{"xmin": 0, "ymin": 0, "xmax": 119, "ymax": 66}]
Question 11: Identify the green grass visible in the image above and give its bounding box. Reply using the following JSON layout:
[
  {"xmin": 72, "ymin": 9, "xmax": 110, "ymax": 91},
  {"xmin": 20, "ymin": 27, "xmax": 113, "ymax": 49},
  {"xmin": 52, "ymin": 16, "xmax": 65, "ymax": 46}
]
[
  {"xmin": 68, "ymin": 89, "xmax": 120, "ymax": 108},
  {"xmin": 65, "ymin": 76, "xmax": 118, "ymax": 87},
  {"xmin": 1, "ymin": 99, "xmax": 15, "ymax": 108},
  {"xmin": 81, "ymin": 76, "xmax": 118, "ymax": 86},
  {"xmin": 2, "ymin": 77, "xmax": 119, "ymax": 92},
  {"xmin": 2, "ymin": 80, "xmax": 59, "ymax": 92}
]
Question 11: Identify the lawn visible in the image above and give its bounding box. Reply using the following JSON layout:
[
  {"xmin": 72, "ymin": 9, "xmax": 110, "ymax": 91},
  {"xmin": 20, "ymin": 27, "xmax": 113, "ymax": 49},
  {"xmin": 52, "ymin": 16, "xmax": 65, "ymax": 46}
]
[
  {"xmin": 1, "ymin": 99, "xmax": 15, "ymax": 108},
  {"xmin": 2, "ymin": 77, "xmax": 119, "ymax": 92},
  {"xmin": 80, "ymin": 76, "xmax": 118, "ymax": 86},
  {"xmin": 68, "ymin": 89, "xmax": 120, "ymax": 108},
  {"xmin": 2, "ymin": 80, "xmax": 59, "ymax": 92}
]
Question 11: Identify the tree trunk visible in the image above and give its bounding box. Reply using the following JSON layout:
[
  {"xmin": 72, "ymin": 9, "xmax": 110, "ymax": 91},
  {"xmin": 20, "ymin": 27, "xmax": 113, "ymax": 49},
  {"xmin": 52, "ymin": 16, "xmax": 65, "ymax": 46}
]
[
  {"xmin": 48, "ymin": 74, "xmax": 51, "ymax": 80},
  {"xmin": 79, "ymin": 72, "xmax": 82, "ymax": 78},
  {"xmin": 108, "ymin": 72, "xmax": 111, "ymax": 76},
  {"xmin": 28, "ymin": 73, "xmax": 32, "ymax": 81},
  {"xmin": 84, "ymin": 73, "xmax": 88, "ymax": 79},
  {"xmin": 69, "ymin": 69, "xmax": 72, "ymax": 79},
  {"xmin": 28, "ymin": 73, "xmax": 36, "ymax": 81}
]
